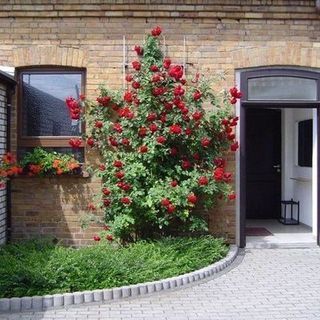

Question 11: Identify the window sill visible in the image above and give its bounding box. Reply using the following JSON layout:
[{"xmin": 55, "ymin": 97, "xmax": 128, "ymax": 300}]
[{"xmin": 13, "ymin": 169, "xmax": 91, "ymax": 180}]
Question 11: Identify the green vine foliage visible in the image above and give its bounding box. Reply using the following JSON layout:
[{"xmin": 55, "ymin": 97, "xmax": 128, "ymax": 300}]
[{"xmin": 81, "ymin": 27, "xmax": 240, "ymax": 242}]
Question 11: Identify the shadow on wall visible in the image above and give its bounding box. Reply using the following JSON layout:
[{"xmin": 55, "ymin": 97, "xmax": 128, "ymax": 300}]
[{"xmin": 10, "ymin": 176, "xmax": 102, "ymax": 246}]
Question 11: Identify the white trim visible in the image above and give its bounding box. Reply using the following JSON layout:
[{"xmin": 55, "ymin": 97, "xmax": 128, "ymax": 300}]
[
  {"xmin": 312, "ymin": 109, "xmax": 318, "ymax": 237},
  {"xmin": 235, "ymin": 71, "xmax": 241, "ymax": 246}
]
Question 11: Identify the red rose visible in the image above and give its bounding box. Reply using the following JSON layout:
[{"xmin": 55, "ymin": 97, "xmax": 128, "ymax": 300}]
[
  {"xmin": 192, "ymin": 111, "xmax": 203, "ymax": 121},
  {"xmin": 198, "ymin": 176, "xmax": 209, "ymax": 186},
  {"xmin": 225, "ymin": 126, "xmax": 232, "ymax": 133},
  {"xmin": 193, "ymin": 90, "xmax": 202, "ymax": 101},
  {"xmin": 161, "ymin": 198, "xmax": 171, "ymax": 207},
  {"xmin": 229, "ymin": 87, "xmax": 242, "ymax": 99},
  {"xmin": 213, "ymin": 167, "xmax": 224, "ymax": 181},
  {"xmin": 164, "ymin": 102, "xmax": 173, "ymax": 111},
  {"xmin": 221, "ymin": 119, "xmax": 229, "ymax": 126},
  {"xmin": 149, "ymin": 123, "xmax": 158, "ymax": 133},
  {"xmin": 167, "ymin": 204, "xmax": 175, "ymax": 214},
  {"xmin": 169, "ymin": 124, "xmax": 182, "ymax": 134},
  {"xmin": 187, "ymin": 193, "xmax": 197, "ymax": 204},
  {"xmin": 150, "ymin": 65, "xmax": 159, "ymax": 72},
  {"xmin": 106, "ymin": 234, "xmax": 114, "ymax": 241},
  {"xmin": 132, "ymin": 81, "xmax": 141, "ymax": 89},
  {"xmin": 170, "ymin": 180, "xmax": 178, "ymax": 187},
  {"xmin": 152, "ymin": 74, "xmax": 161, "ymax": 82},
  {"xmin": 103, "ymin": 225, "xmax": 111, "ymax": 231},
  {"xmin": 113, "ymin": 160, "xmax": 123, "ymax": 168},
  {"xmin": 230, "ymin": 97, "xmax": 237, "ymax": 104},
  {"xmin": 170, "ymin": 147, "xmax": 178, "ymax": 156},
  {"xmin": 185, "ymin": 128, "xmax": 192, "ymax": 136},
  {"xmin": 181, "ymin": 107, "xmax": 189, "ymax": 115},
  {"xmin": 174, "ymin": 85, "xmax": 185, "ymax": 96},
  {"xmin": 121, "ymin": 197, "xmax": 131, "ymax": 205},
  {"xmin": 96, "ymin": 96, "xmax": 111, "ymax": 107},
  {"xmin": 138, "ymin": 127, "xmax": 148, "ymax": 137},
  {"xmin": 230, "ymin": 141, "xmax": 239, "ymax": 152},
  {"xmin": 181, "ymin": 160, "xmax": 191, "ymax": 170},
  {"xmin": 139, "ymin": 145, "xmax": 148, "ymax": 153},
  {"xmin": 177, "ymin": 100, "xmax": 185, "ymax": 109},
  {"xmin": 201, "ymin": 137, "xmax": 211, "ymax": 148},
  {"xmin": 230, "ymin": 118, "xmax": 238, "ymax": 127},
  {"xmin": 103, "ymin": 199, "xmax": 111, "ymax": 207},
  {"xmin": 228, "ymin": 193, "xmax": 236, "ymax": 201},
  {"xmin": 223, "ymin": 172, "xmax": 232, "ymax": 182},
  {"xmin": 182, "ymin": 114, "xmax": 190, "ymax": 122},
  {"xmin": 193, "ymin": 153, "xmax": 200, "ymax": 161},
  {"xmin": 160, "ymin": 114, "xmax": 167, "ymax": 123},
  {"xmin": 132, "ymin": 60, "xmax": 141, "ymax": 71},
  {"xmin": 125, "ymin": 74, "xmax": 133, "ymax": 82},
  {"xmin": 147, "ymin": 113, "xmax": 157, "ymax": 121},
  {"xmin": 113, "ymin": 123, "xmax": 123, "ymax": 133},
  {"xmin": 87, "ymin": 137, "xmax": 95, "ymax": 147},
  {"xmin": 95, "ymin": 121, "xmax": 103, "ymax": 128},
  {"xmin": 69, "ymin": 138, "xmax": 82, "ymax": 148},
  {"xmin": 115, "ymin": 171, "xmax": 125, "ymax": 179},
  {"xmin": 109, "ymin": 137, "xmax": 118, "ymax": 147},
  {"xmin": 102, "ymin": 188, "xmax": 111, "ymax": 196},
  {"xmin": 121, "ymin": 183, "xmax": 131, "ymax": 191},
  {"xmin": 121, "ymin": 138, "xmax": 130, "ymax": 146},
  {"xmin": 118, "ymin": 107, "xmax": 134, "ymax": 119},
  {"xmin": 169, "ymin": 65, "xmax": 183, "ymax": 80},
  {"xmin": 163, "ymin": 58, "xmax": 171, "ymax": 69},
  {"xmin": 214, "ymin": 158, "xmax": 226, "ymax": 168},
  {"xmin": 123, "ymin": 91, "xmax": 133, "ymax": 103},
  {"xmin": 93, "ymin": 235, "xmax": 101, "ymax": 241},
  {"xmin": 151, "ymin": 26, "xmax": 162, "ymax": 37},
  {"xmin": 99, "ymin": 164, "xmax": 106, "ymax": 171},
  {"xmin": 180, "ymin": 79, "xmax": 187, "ymax": 85},
  {"xmin": 134, "ymin": 45, "xmax": 143, "ymax": 56},
  {"xmin": 156, "ymin": 136, "xmax": 166, "ymax": 144},
  {"xmin": 152, "ymin": 87, "xmax": 166, "ymax": 96},
  {"xmin": 228, "ymin": 133, "xmax": 235, "ymax": 141}
]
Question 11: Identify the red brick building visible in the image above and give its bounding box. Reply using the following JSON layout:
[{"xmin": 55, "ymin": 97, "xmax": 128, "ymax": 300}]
[{"xmin": 1, "ymin": 1, "xmax": 320, "ymax": 247}]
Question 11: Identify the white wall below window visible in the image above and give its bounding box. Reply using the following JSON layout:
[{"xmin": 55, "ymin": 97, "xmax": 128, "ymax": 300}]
[{"xmin": 282, "ymin": 108, "xmax": 314, "ymax": 228}]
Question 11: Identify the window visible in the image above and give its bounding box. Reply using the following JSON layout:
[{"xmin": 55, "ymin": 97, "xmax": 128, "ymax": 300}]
[
  {"xmin": 298, "ymin": 119, "xmax": 313, "ymax": 167},
  {"xmin": 17, "ymin": 67, "xmax": 85, "ymax": 161},
  {"xmin": 248, "ymin": 76, "xmax": 317, "ymax": 101}
]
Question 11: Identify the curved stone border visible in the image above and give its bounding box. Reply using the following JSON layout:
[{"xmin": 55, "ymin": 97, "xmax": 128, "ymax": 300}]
[{"xmin": 0, "ymin": 245, "xmax": 238, "ymax": 313}]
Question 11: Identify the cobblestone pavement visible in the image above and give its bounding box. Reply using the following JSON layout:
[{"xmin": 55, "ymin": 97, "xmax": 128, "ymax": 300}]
[{"xmin": 2, "ymin": 248, "xmax": 320, "ymax": 320}]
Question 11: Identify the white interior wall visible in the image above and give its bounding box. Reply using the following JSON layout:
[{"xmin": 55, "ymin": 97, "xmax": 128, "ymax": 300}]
[{"xmin": 282, "ymin": 108, "xmax": 314, "ymax": 228}]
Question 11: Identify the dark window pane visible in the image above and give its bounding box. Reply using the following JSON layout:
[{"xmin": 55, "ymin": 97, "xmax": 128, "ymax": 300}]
[
  {"xmin": 21, "ymin": 73, "xmax": 82, "ymax": 137},
  {"xmin": 298, "ymin": 119, "xmax": 312, "ymax": 167},
  {"xmin": 18, "ymin": 147, "xmax": 84, "ymax": 163}
]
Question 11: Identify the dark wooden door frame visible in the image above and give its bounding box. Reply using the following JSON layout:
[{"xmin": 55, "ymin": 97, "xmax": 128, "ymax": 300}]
[{"xmin": 239, "ymin": 68, "xmax": 320, "ymax": 248}]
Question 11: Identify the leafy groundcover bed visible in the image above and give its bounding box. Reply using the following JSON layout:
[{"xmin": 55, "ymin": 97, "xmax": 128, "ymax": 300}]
[{"xmin": 0, "ymin": 236, "xmax": 228, "ymax": 298}]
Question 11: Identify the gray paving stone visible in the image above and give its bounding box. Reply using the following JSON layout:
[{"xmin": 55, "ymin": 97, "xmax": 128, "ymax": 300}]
[{"xmin": 2, "ymin": 248, "xmax": 320, "ymax": 320}]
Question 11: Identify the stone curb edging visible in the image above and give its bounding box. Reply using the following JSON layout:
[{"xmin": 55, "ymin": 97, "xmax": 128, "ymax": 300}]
[{"xmin": 0, "ymin": 245, "xmax": 238, "ymax": 313}]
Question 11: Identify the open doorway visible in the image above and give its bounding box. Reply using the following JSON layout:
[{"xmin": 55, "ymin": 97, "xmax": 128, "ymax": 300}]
[
  {"xmin": 245, "ymin": 108, "xmax": 316, "ymax": 247},
  {"xmin": 238, "ymin": 68, "xmax": 320, "ymax": 248}
]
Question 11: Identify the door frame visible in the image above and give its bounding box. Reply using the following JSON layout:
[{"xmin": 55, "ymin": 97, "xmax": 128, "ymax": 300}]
[{"xmin": 238, "ymin": 68, "xmax": 320, "ymax": 247}]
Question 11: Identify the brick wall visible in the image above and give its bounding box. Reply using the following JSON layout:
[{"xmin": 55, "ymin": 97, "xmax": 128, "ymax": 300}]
[
  {"xmin": 1, "ymin": 1, "xmax": 320, "ymax": 245},
  {"xmin": 0, "ymin": 83, "xmax": 8, "ymax": 244}
]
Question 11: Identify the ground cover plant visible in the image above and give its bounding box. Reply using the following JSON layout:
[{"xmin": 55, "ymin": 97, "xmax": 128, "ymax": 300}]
[
  {"xmin": 0, "ymin": 236, "xmax": 228, "ymax": 298},
  {"xmin": 67, "ymin": 26, "xmax": 240, "ymax": 243}
]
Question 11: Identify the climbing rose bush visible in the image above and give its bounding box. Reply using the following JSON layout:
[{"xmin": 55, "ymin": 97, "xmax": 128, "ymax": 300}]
[{"xmin": 69, "ymin": 26, "xmax": 240, "ymax": 242}]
